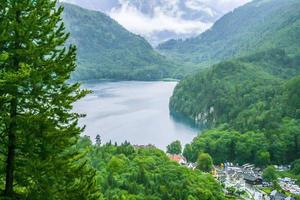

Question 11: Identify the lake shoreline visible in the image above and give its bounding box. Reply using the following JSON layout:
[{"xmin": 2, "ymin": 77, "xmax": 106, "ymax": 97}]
[
  {"xmin": 70, "ymin": 78, "xmax": 180, "ymax": 84},
  {"xmin": 73, "ymin": 81, "xmax": 200, "ymax": 150}
]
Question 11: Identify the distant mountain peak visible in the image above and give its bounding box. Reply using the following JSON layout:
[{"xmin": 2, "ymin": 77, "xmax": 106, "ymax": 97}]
[
  {"xmin": 61, "ymin": 0, "xmax": 232, "ymax": 45},
  {"xmin": 62, "ymin": 3, "xmax": 177, "ymax": 81},
  {"xmin": 158, "ymin": 0, "xmax": 300, "ymax": 65}
]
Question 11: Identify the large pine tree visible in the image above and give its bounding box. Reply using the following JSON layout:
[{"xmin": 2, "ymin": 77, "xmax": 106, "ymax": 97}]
[{"xmin": 0, "ymin": 0, "xmax": 101, "ymax": 199}]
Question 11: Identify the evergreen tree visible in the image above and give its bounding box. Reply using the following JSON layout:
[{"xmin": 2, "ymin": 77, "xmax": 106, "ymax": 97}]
[
  {"xmin": 0, "ymin": 1, "xmax": 100, "ymax": 199},
  {"xmin": 262, "ymin": 166, "xmax": 277, "ymax": 183},
  {"xmin": 183, "ymin": 144, "xmax": 194, "ymax": 162},
  {"xmin": 166, "ymin": 140, "xmax": 182, "ymax": 155},
  {"xmin": 197, "ymin": 153, "xmax": 213, "ymax": 173},
  {"xmin": 95, "ymin": 134, "xmax": 101, "ymax": 146},
  {"xmin": 291, "ymin": 159, "xmax": 300, "ymax": 175}
]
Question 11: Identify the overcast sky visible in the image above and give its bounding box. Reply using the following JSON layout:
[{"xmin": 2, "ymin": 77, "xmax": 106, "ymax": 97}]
[
  {"xmin": 110, "ymin": 0, "xmax": 251, "ymax": 35},
  {"xmin": 63, "ymin": 0, "xmax": 251, "ymax": 44},
  {"xmin": 199, "ymin": 0, "xmax": 251, "ymax": 12}
]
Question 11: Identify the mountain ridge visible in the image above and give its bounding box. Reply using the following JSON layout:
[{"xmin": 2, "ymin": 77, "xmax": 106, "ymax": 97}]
[
  {"xmin": 62, "ymin": 0, "xmax": 224, "ymax": 45},
  {"xmin": 158, "ymin": 0, "xmax": 300, "ymax": 66},
  {"xmin": 62, "ymin": 3, "xmax": 177, "ymax": 81},
  {"xmin": 169, "ymin": 48, "xmax": 300, "ymax": 130}
]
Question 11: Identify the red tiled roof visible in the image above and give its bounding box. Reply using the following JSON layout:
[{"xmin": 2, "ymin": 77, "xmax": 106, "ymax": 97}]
[{"xmin": 169, "ymin": 154, "xmax": 184, "ymax": 163}]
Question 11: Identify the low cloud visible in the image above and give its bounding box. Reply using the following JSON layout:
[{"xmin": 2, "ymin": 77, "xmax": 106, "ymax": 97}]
[
  {"xmin": 109, "ymin": 0, "xmax": 251, "ymax": 39},
  {"xmin": 62, "ymin": 0, "xmax": 251, "ymax": 44},
  {"xmin": 185, "ymin": 0, "xmax": 216, "ymax": 16},
  {"xmin": 109, "ymin": 2, "xmax": 212, "ymax": 37},
  {"xmin": 196, "ymin": 0, "xmax": 251, "ymax": 12}
]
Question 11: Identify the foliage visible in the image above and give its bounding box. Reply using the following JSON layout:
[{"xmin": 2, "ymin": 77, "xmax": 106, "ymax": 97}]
[
  {"xmin": 196, "ymin": 153, "xmax": 213, "ymax": 173},
  {"xmin": 184, "ymin": 120, "xmax": 300, "ymax": 166},
  {"xmin": 291, "ymin": 159, "xmax": 300, "ymax": 175},
  {"xmin": 262, "ymin": 166, "xmax": 278, "ymax": 183},
  {"xmin": 171, "ymin": 48, "xmax": 300, "ymax": 166},
  {"xmin": 0, "ymin": 1, "xmax": 100, "ymax": 199},
  {"xmin": 166, "ymin": 140, "xmax": 182, "ymax": 155},
  {"xmin": 170, "ymin": 49, "xmax": 300, "ymax": 130},
  {"xmin": 167, "ymin": 0, "xmax": 300, "ymax": 169},
  {"xmin": 80, "ymin": 138, "xmax": 225, "ymax": 200},
  {"xmin": 62, "ymin": 3, "xmax": 181, "ymax": 81},
  {"xmin": 183, "ymin": 144, "xmax": 194, "ymax": 163},
  {"xmin": 284, "ymin": 76, "xmax": 300, "ymax": 119},
  {"xmin": 158, "ymin": 0, "xmax": 300, "ymax": 67},
  {"xmin": 291, "ymin": 159, "xmax": 300, "ymax": 184}
]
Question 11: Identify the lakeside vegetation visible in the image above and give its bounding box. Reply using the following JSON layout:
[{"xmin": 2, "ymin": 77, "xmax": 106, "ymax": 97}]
[
  {"xmin": 1, "ymin": 0, "xmax": 300, "ymax": 199},
  {"xmin": 168, "ymin": 0, "xmax": 300, "ymax": 185},
  {"xmin": 171, "ymin": 49, "xmax": 300, "ymax": 170},
  {"xmin": 170, "ymin": 49, "xmax": 300, "ymax": 129},
  {"xmin": 77, "ymin": 137, "xmax": 225, "ymax": 200}
]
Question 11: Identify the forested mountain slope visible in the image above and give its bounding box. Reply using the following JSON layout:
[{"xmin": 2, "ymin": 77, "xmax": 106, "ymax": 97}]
[
  {"xmin": 170, "ymin": 49, "xmax": 300, "ymax": 129},
  {"xmin": 174, "ymin": 49, "xmax": 300, "ymax": 168},
  {"xmin": 62, "ymin": 0, "xmax": 222, "ymax": 46},
  {"xmin": 167, "ymin": 0, "xmax": 300, "ymax": 182},
  {"xmin": 158, "ymin": 0, "xmax": 300, "ymax": 66},
  {"xmin": 182, "ymin": 74, "xmax": 300, "ymax": 167},
  {"xmin": 62, "ymin": 3, "xmax": 176, "ymax": 80}
]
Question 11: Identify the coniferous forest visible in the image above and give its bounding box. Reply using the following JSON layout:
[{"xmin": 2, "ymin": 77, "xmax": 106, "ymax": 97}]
[{"xmin": 1, "ymin": 0, "xmax": 300, "ymax": 199}]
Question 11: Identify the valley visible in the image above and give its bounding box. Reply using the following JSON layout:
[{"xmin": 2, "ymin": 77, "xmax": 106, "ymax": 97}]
[{"xmin": 1, "ymin": 0, "xmax": 300, "ymax": 199}]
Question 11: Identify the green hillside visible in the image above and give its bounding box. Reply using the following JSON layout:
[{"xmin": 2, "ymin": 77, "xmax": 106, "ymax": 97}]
[
  {"xmin": 158, "ymin": 0, "xmax": 300, "ymax": 66},
  {"xmin": 76, "ymin": 137, "xmax": 225, "ymax": 200},
  {"xmin": 170, "ymin": 49, "xmax": 300, "ymax": 129},
  {"xmin": 182, "ymin": 75, "xmax": 300, "ymax": 167},
  {"xmin": 62, "ymin": 3, "xmax": 176, "ymax": 81},
  {"xmin": 172, "ymin": 49, "xmax": 300, "ymax": 167},
  {"xmin": 168, "ymin": 0, "xmax": 300, "ymax": 182}
]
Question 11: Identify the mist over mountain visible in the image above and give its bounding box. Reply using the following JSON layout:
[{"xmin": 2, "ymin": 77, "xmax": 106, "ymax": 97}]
[
  {"xmin": 61, "ymin": 0, "xmax": 249, "ymax": 45},
  {"xmin": 158, "ymin": 0, "xmax": 300, "ymax": 65}
]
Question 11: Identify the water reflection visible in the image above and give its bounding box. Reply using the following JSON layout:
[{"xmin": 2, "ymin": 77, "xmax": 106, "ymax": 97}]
[{"xmin": 73, "ymin": 81, "xmax": 200, "ymax": 150}]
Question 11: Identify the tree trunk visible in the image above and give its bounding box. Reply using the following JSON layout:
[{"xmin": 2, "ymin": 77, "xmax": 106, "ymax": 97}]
[
  {"xmin": 4, "ymin": 8, "xmax": 21, "ymax": 197},
  {"xmin": 4, "ymin": 98, "xmax": 17, "ymax": 197}
]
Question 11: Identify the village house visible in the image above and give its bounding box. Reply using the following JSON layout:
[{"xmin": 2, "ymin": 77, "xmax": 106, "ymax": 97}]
[
  {"xmin": 187, "ymin": 162, "xmax": 197, "ymax": 170},
  {"xmin": 243, "ymin": 174, "xmax": 263, "ymax": 185},
  {"xmin": 278, "ymin": 177, "xmax": 300, "ymax": 195},
  {"xmin": 270, "ymin": 190, "xmax": 295, "ymax": 200},
  {"xmin": 168, "ymin": 154, "xmax": 187, "ymax": 165}
]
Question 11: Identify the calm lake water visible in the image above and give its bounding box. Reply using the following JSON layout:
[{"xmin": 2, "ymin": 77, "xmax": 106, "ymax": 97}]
[{"xmin": 73, "ymin": 81, "xmax": 199, "ymax": 150}]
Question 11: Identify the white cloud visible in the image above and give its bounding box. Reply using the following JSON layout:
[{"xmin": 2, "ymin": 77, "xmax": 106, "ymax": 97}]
[
  {"xmin": 109, "ymin": 0, "xmax": 213, "ymax": 38},
  {"xmin": 196, "ymin": 0, "xmax": 251, "ymax": 12},
  {"xmin": 185, "ymin": 0, "xmax": 216, "ymax": 16},
  {"xmin": 63, "ymin": 0, "xmax": 252, "ymax": 44},
  {"xmin": 109, "ymin": 0, "xmax": 251, "ymax": 39}
]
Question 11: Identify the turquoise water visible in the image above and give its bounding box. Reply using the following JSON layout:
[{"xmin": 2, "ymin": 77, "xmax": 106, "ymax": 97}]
[{"xmin": 73, "ymin": 81, "xmax": 199, "ymax": 150}]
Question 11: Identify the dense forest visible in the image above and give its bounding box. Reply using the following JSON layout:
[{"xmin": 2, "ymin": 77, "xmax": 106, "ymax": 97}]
[
  {"xmin": 167, "ymin": 0, "xmax": 300, "ymax": 196},
  {"xmin": 171, "ymin": 49, "xmax": 300, "ymax": 166},
  {"xmin": 158, "ymin": 0, "xmax": 300, "ymax": 67},
  {"xmin": 1, "ymin": 0, "xmax": 300, "ymax": 199},
  {"xmin": 76, "ymin": 136, "xmax": 225, "ymax": 200},
  {"xmin": 62, "ymin": 3, "xmax": 185, "ymax": 81},
  {"xmin": 168, "ymin": 29, "xmax": 300, "ymax": 200},
  {"xmin": 170, "ymin": 49, "xmax": 300, "ymax": 128}
]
